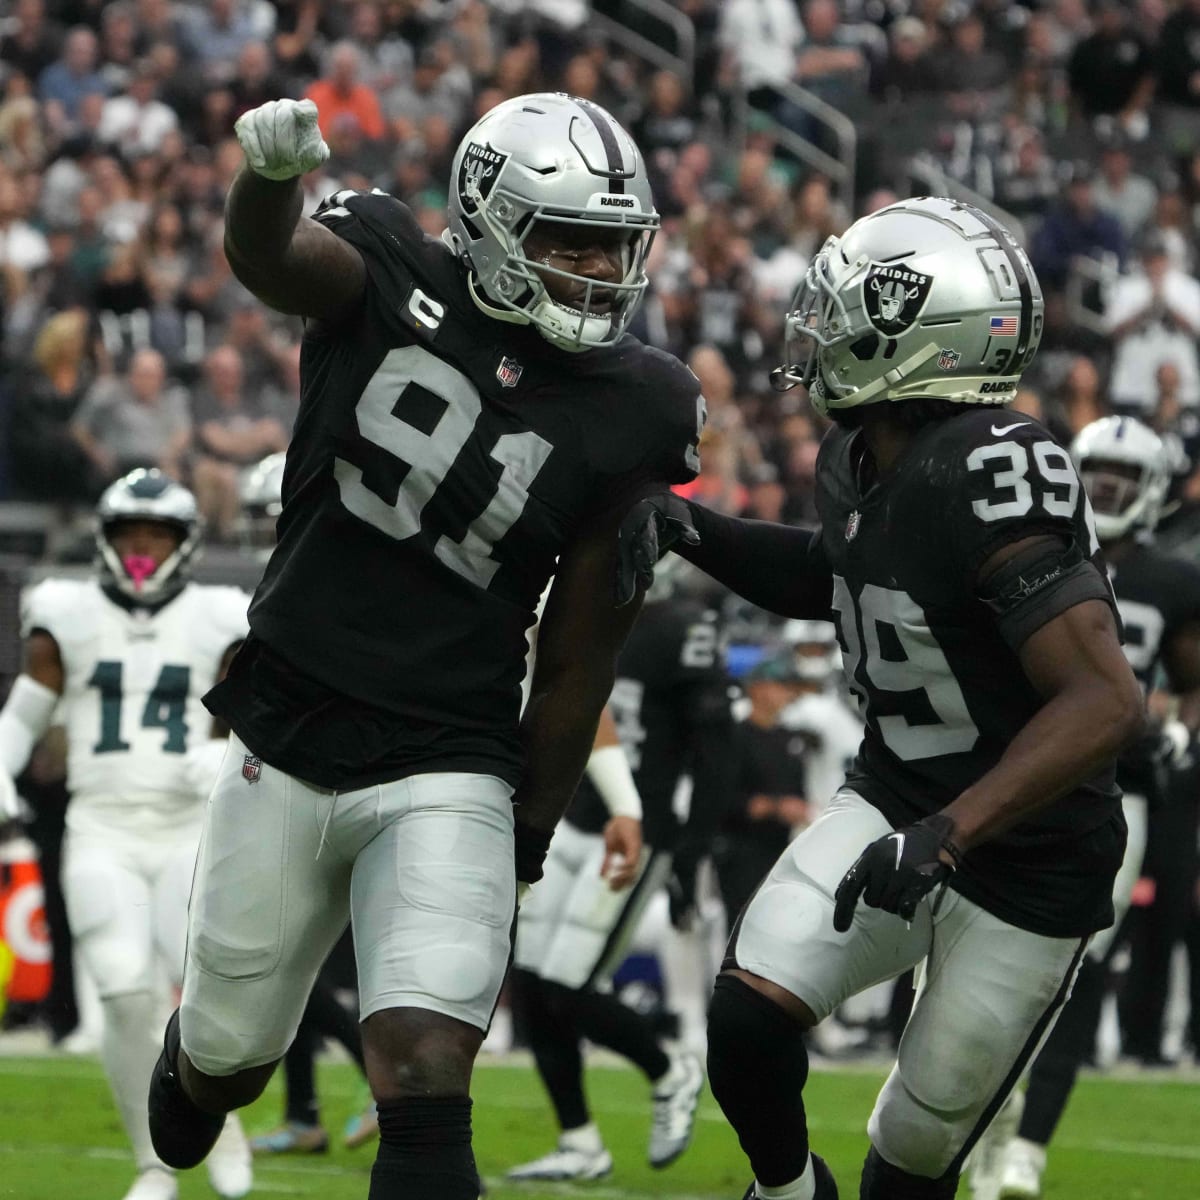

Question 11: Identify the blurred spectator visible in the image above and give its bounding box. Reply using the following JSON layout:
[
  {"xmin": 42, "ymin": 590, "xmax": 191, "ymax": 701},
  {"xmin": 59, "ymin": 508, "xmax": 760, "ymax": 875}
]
[
  {"xmin": 869, "ymin": 15, "xmax": 933, "ymax": 105},
  {"xmin": 0, "ymin": 94, "xmax": 47, "ymax": 173},
  {"xmin": 229, "ymin": 40, "xmax": 287, "ymax": 123},
  {"xmin": 1030, "ymin": 161, "xmax": 1127, "ymax": 290},
  {"xmin": 221, "ymin": 297, "xmax": 293, "ymax": 396},
  {"xmin": 307, "ymin": 40, "xmax": 386, "ymax": 142},
  {"xmin": 0, "ymin": 164, "xmax": 49, "ymax": 274},
  {"xmin": 182, "ymin": 0, "xmax": 268, "ymax": 84},
  {"xmin": 1091, "ymin": 137, "xmax": 1158, "ymax": 241},
  {"xmin": 191, "ymin": 344, "xmax": 288, "ymax": 538},
  {"xmin": 344, "ymin": 0, "xmax": 412, "ymax": 94},
  {"xmin": 97, "ymin": 57, "xmax": 178, "ymax": 158},
  {"xmin": 1104, "ymin": 233, "xmax": 1200, "ymax": 413},
  {"xmin": 69, "ymin": 345, "xmax": 190, "ymax": 481},
  {"xmin": 1067, "ymin": 0, "xmax": 1154, "ymax": 139},
  {"xmin": 384, "ymin": 40, "xmax": 473, "ymax": 144},
  {"xmin": 6, "ymin": 308, "xmax": 105, "ymax": 501},
  {"xmin": 97, "ymin": 1, "xmax": 139, "ymax": 93},
  {"xmin": 37, "ymin": 26, "xmax": 108, "ymax": 133},
  {"xmin": 788, "ymin": 0, "xmax": 869, "ymax": 125},
  {"xmin": 1146, "ymin": 184, "xmax": 1195, "ymax": 274},
  {"xmin": 633, "ymin": 70, "xmax": 698, "ymax": 158},
  {"xmin": 1043, "ymin": 355, "xmax": 1111, "ymax": 446},
  {"xmin": 935, "ymin": 10, "xmax": 1009, "ymax": 116},
  {"xmin": 995, "ymin": 127, "xmax": 1061, "ymax": 224},
  {"xmin": 718, "ymin": 0, "xmax": 805, "ymax": 105},
  {"xmin": 1155, "ymin": 0, "xmax": 1200, "ymax": 116},
  {"xmin": 0, "ymin": 0, "xmax": 65, "ymax": 84}
]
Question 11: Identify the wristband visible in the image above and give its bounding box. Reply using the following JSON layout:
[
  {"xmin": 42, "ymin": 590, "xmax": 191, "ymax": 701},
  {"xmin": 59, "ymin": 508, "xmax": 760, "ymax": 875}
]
[
  {"xmin": 514, "ymin": 820, "xmax": 554, "ymax": 885},
  {"xmin": 585, "ymin": 744, "xmax": 642, "ymax": 820},
  {"xmin": 0, "ymin": 674, "xmax": 58, "ymax": 778}
]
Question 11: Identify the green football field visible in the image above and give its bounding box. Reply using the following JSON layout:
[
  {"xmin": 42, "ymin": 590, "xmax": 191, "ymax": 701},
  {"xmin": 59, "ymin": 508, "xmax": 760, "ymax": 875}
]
[{"xmin": 0, "ymin": 1053, "xmax": 1196, "ymax": 1199}]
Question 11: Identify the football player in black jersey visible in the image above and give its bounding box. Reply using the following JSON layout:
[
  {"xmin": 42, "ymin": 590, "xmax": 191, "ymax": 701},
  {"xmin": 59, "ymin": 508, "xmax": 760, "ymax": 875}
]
[
  {"xmin": 616, "ymin": 197, "xmax": 1144, "ymax": 1200},
  {"xmin": 981, "ymin": 416, "xmax": 1200, "ymax": 1200},
  {"xmin": 145, "ymin": 94, "xmax": 703, "ymax": 1200},
  {"xmin": 507, "ymin": 566, "xmax": 733, "ymax": 1181}
]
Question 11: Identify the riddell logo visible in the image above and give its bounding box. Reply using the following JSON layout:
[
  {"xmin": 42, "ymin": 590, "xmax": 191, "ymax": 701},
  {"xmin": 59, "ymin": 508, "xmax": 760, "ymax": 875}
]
[{"xmin": 599, "ymin": 195, "xmax": 635, "ymax": 208}]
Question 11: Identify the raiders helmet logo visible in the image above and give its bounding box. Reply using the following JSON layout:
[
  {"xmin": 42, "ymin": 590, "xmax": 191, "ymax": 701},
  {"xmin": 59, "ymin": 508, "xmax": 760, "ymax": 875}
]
[
  {"xmin": 458, "ymin": 142, "xmax": 508, "ymax": 216},
  {"xmin": 862, "ymin": 263, "xmax": 934, "ymax": 336}
]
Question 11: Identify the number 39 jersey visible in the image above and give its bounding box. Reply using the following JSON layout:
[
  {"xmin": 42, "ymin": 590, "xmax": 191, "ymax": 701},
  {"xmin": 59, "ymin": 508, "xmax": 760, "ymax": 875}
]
[
  {"xmin": 209, "ymin": 190, "xmax": 702, "ymax": 790},
  {"xmin": 816, "ymin": 410, "xmax": 1124, "ymax": 937},
  {"xmin": 22, "ymin": 579, "xmax": 249, "ymax": 817}
]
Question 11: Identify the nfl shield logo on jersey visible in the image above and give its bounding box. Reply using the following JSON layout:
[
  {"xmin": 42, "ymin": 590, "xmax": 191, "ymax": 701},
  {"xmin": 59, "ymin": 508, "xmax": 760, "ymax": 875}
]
[
  {"xmin": 496, "ymin": 356, "xmax": 523, "ymax": 388},
  {"xmin": 845, "ymin": 510, "xmax": 861, "ymax": 541},
  {"xmin": 242, "ymin": 754, "xmax": 262, "ymax": 784}
]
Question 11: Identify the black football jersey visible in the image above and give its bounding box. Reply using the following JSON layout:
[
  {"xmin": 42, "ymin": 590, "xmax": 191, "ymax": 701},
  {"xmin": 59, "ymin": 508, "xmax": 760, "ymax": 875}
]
[
  {"xmin": 1109, "ymin": 540, "xmax": 1200, "ymax": 799},
  {"xmin": 206, "ymin": 190, "xmax": 702, "ymax": 789},
  {"xmin": 566, "ymin": 596, "xmax": 735, "ymax": 851},
  {"xmin": 817, "ymin": 409, "xmax": 1125, "ymax": 937}
]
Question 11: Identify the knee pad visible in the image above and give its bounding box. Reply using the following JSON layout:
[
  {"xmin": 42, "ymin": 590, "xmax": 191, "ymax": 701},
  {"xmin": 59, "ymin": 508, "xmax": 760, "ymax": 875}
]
[{"xmin": 860, "ymin": 1146, "xmax": 958, "ymax": 1200}]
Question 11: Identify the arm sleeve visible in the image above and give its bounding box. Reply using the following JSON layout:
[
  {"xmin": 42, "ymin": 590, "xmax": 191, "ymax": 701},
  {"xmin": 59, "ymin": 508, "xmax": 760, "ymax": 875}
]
[{"xmin": 678, "ymin": 503, "xmax": 834, "ymax": 619}]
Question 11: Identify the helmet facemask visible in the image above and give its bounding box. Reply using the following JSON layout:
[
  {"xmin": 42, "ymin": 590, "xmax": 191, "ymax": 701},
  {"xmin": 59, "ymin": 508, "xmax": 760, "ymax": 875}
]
[{"xmin": 1071, "ymin": 416, "xmax": 1170, "ymax": 543}]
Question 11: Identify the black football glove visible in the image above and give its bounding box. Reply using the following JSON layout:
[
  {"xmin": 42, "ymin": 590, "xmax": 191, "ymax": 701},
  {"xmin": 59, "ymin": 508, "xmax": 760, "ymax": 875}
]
[
  {"xmin": 832, "ymin": 814, "xmax": 963, "ymax": 933},
  {"xmin": 615, "ymin": 493, "xmax": 699, "ymax": 607}
]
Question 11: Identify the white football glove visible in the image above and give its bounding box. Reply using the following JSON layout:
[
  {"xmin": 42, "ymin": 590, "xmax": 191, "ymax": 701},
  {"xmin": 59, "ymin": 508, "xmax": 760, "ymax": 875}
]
[{"xmin": 234, "ymin": 98, "xmax": 330, "ymax": 182}]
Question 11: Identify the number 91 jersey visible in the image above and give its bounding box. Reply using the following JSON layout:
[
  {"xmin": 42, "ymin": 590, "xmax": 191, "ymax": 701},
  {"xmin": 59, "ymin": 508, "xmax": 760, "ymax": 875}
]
[
  {"xmin": 22, "ymin": 579, "xmax": 249, "ymax": 815},
  {"xmin": 241, "ymin": 191, "xmax": 702, "ymax": 758},
  {"xmin": 816, "ymin": 410, "xmax": 1123, "ymax": 938}
]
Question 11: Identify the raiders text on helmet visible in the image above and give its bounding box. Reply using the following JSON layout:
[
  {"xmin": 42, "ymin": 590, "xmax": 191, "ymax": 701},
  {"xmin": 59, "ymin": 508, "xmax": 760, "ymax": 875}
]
[
  {"xmin": 772, "ymin": 197, "xmax": 1044, "ymax": 416},
  {"xmin": 95, "ymin": 468, "xmax": 202, "ymax": 604},
  {"xmin": 446, "ymin": 92, "xmax": 659, "ymax": 352},
  {"xmin": 1071, "ymin": 416, "xmax": 1169, "ymax": 543}
]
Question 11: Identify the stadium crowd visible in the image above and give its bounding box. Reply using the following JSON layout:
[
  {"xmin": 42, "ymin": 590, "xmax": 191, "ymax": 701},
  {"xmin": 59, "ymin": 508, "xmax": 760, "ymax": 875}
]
[{"xmin": 0, "ymin": 0, "xmax": 1198, "ymax": 1100}]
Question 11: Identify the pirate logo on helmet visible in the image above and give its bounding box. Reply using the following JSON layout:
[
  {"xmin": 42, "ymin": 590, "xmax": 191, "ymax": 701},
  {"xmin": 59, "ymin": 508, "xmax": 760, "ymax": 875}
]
[
  {"xmin": 458, "ymin": 142, "xmax": 508, "ymax": 216},
  {"xmin": 862, "ymin": 263, "xmax": 934, "ymax": 336}
]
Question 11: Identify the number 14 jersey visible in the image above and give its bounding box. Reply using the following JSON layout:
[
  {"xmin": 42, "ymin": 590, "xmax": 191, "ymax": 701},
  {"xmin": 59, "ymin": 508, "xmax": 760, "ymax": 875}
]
[{"xmin": 816, "ymin": 410, "xmax": 1124, "ymax": 937}]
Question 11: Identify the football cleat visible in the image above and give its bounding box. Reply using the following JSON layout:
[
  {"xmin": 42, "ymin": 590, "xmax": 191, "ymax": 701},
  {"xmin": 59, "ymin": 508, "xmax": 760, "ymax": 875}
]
[
  {"xmin": 122, "ymin": 1166, "xmax": 177, "ymax": 1200},
  {"xmin": 147, "ymin": 1009, "xmax": 226, "ymax": 1170},
  {"xmin": 343, "ymin": 1100, "xmax": 379, "ymax": 1150},
  {"xmin": 998, "ymin": 1137, "xmax": 1045, "ymax": 1199},
  {"xmin": 250, "ymin": 1121, "xmax": 329, "ymax": 1155},
  {"xmin": 740, "ymin": 1152, "xmax": 839, "ymax": 1199},
  {"xmin": 506, "ymin": 1143, "xmax": 614, "ymax": 1181},
  {"xmin": 648, "ymin": 1051, "xmax": 704, "ymax": 1168},
  {"xmin": 966, "ymin": 1088, "xmax": 1024, "ymax": 1200},
  {"xmin": 206, "ymin": 1113, "xmax": 253, "ymax": 1198}
]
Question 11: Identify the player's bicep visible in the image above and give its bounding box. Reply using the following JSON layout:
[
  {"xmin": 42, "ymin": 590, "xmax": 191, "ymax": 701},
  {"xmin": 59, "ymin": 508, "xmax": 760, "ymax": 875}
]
[
  {"xmin": 226, "ymin": 215, "xmax": 366, "ymax": 323},
  {"xmin": 22, "ymin": 631, "xmax": 64, "ymax": 694}
]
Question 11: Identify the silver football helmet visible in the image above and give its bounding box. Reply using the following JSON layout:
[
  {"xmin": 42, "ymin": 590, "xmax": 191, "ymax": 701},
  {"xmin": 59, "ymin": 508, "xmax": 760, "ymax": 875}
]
[
  {"xmin": 772, "ymin": 197, "xmax": 1043, "ymax": 416},
  {"xmin": 781, "ymin": 618, "xmax": 841, "ymax": 685},
  {"xmin": 1070, "ymin": 416, "xmax": 1169, "ymax": 543},
  {"xmin": 446, "ymin": 92, "xmax": 658, "ymax": 352},
  {"xmin": 237, "ymin": 451, "xmax": 286, "ymax": 553},
  {"xmin": 95, "ymin": 468, "xmax": 201, "ymax": 604}
]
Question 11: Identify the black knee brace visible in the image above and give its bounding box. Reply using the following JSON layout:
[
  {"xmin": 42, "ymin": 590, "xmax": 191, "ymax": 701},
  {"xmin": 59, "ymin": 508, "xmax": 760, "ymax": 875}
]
[
  {"xmin": 707, "ymin": 974, "xmax": 811, "ymax": 1187},
  {"xmin": 369, "ymin": 1096, "xmax": 478, "ymax": 1200},
  {"xmin": 859, "ymin": 1146, "xmax": 958, "ymax": 1200}
]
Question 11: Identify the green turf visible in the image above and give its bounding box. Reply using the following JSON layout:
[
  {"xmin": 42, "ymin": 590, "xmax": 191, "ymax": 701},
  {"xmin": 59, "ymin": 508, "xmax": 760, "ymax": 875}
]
[{"xmin": 0, "ymin": 1054, "xmax": 1196, "ymax": 1198}]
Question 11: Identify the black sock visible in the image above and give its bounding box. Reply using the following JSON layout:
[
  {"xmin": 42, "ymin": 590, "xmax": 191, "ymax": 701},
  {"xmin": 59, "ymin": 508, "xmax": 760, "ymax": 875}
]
[
  {"xmin": 568, "ymin": 986, "xmax": 671, "ymax": 1083},
  {"xmin": 511, "ymin": 968, "xmax": 589, "ymax": 1131},
  {"xmin": 707, "ymin": 975, "xmax": 810, "ymax": 1187},
  {"xmin": 860, "ymin": 1147, "xmax": 957, "ymax": 1200},
  {"xmin": 284, "ymin": 1015, "xmax": 320, "ymax": 1126},
  {"xmin": 1020, "ymin": 956, "xmax": 1106, "ymax": 1145},
  {"xmin": 368, "ymin": 1096, "xmax": 477, "ymax": 1199}
]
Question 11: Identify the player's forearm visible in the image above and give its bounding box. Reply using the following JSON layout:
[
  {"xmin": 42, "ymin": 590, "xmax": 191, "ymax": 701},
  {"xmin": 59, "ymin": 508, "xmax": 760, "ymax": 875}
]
[
  {"xmin": 941, "ymin": 677, "xmax": 1144, "ymax": 851},
  {"xmin": 224, "ymin": 167, "xmax": 305, "ymax": 272},
  {"xmin": 679, "ymin": 502, "xmax": 833, "ymax": 619}
]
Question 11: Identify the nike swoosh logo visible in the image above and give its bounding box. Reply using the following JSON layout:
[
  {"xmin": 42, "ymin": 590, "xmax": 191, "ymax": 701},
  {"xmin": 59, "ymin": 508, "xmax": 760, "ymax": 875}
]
[
  {"xmin": 990, "ymin": 422, "xmax": 1024, "ymax": 436},
  {"xmin": 888, "ymin": 832, "xmax": 905, "ymax": 868}
]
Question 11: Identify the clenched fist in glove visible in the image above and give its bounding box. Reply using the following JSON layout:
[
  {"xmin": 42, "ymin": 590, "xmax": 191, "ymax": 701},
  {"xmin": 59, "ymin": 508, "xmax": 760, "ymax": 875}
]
[
  {"xmin": 234, "ymin": 98, "xmax": 330, "ymax": 181},
  {"xmin": 832, "ymin": 813, "xmax": 963, "ymax": 931}
]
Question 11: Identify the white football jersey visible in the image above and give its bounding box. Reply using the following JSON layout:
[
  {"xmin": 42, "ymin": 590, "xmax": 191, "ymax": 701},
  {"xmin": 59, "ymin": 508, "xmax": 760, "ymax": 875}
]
[
  {"xmin": 781, "ymin": 690, "xmax": 863, "ymax": 817},
  {"xmin": 21, "ymin": 579, "xmax": 249, "ymax": 810}
]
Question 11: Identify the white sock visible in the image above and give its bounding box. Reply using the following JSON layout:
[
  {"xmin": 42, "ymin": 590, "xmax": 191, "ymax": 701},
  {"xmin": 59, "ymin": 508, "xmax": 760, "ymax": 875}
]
[
  {"xmin": 560, "ymin": 1123, "xmax": 604, "ymax": 1154},
  {"xmin": 756, "ymin": 1153, "xmax": 815, "ymax": 1200},
  {"xmin": 652, "ymin": 1049, "xmax": 688, "ymax": 1094},
  {"xmin": 101, "ymin": 990, "xmax": 170, "ymax": 1173}
]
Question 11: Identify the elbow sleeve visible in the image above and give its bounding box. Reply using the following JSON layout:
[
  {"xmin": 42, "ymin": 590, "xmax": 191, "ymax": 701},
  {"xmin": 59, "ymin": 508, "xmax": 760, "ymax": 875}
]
[{"xmin": 0, "ymin": 675, "xmax": 59, "ymax": 779}]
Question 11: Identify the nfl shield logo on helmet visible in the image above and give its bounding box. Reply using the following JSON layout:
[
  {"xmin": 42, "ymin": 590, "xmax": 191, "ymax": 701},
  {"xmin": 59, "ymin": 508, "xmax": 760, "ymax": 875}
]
[
  {"xmin": 242, "ymin": 754, "xmax": 262, "ymax": 784},
  {"xmin": 496, "ymin": 356, "xmax": 523, "ymax": 388},
  {"xmin": 845, "ymin": 510, "xmax": 861, "ymax": 541},
  {"xmin": 937, "ymin": 348, "xmax": 961, "ymax": 371}
]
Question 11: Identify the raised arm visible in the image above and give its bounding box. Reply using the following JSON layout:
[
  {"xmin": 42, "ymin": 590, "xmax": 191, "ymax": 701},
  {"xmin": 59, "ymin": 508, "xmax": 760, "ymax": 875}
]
[{"xmin": 224, "ymin": 99, "xmax": 365, "ymax": 324}]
